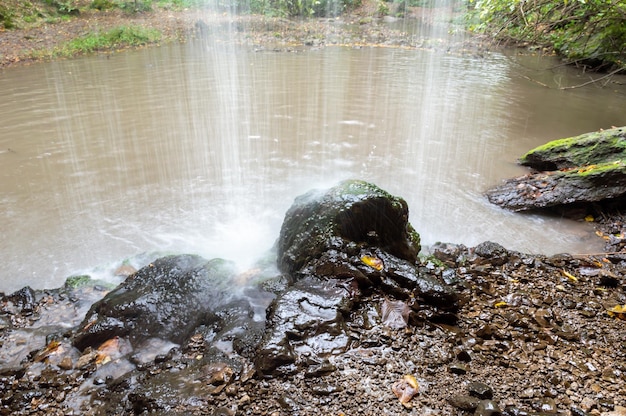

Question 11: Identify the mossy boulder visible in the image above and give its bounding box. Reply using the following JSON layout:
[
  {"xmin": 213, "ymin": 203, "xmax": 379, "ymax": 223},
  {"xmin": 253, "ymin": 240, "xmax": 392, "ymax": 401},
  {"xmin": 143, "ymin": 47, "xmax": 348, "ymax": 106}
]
[
  {"xmin": 487, "ymin": 127, "xmax": 626, "ymax": 211},
  {"xmin": 520, "ymin": 127, "xmax": 626, "ymax": 171},
  {"xmin": 277, "ymin": 179, "xmax": 421, "ymax": 276}
]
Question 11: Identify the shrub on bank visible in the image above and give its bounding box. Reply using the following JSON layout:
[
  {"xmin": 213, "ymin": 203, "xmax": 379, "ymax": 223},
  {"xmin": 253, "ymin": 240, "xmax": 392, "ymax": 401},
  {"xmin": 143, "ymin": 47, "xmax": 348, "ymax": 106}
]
[{"xmin": 467, "ymin": 0, "xmax": 626, "ymax": 71}]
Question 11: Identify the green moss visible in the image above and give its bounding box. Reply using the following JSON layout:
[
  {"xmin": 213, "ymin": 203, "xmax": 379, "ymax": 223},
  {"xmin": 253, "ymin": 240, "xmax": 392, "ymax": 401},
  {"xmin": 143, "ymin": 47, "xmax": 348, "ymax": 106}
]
[
  {"xmin": 64, "ymin": 274, "xmax": 119, "ymax": 290},
  {"xmin": 407, "ymin": 225, "xmax": 421, "ymax": 254},
  {"xmin": 64, "ymin": 274, "xmax": 93, "ymax": 289},
  {"xmin": 419, "ymin": 254, "xmax": 446, "ymax": 269},
  {"xmin": 520, "ymin": 127, "xmax": 626, "ymax": 170}
]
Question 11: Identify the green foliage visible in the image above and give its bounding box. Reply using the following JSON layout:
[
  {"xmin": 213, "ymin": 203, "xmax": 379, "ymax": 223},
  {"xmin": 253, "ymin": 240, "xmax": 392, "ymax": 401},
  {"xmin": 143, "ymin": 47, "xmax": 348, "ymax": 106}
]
[
  {"xmin": 248, "ymin": 0, "xmax": 359, "ymax": 17},
  {"xmin": 90, "ymin": 0, "xmax": 116, "ymax": 9},
  {"xmin": 0, "ymin": 5, "xmax": 16, "ymax": 28},
  {"xmin": 155, "ymin": 0, "xmax": 200, "ymax": 8},
  {"xmin": 44, "ymin": 0, "xmax": 79, "ymax": 14},
  {"xmin": 467, "ymin": 0, "xmax": 626, "ymax": 71},
  {"xmin": 119, "ymin": 0, "xmax": 153, "ymax": 12},
  {"xmin": 34, "ymin": 25, "xmax": 162, "ymax": 58}
]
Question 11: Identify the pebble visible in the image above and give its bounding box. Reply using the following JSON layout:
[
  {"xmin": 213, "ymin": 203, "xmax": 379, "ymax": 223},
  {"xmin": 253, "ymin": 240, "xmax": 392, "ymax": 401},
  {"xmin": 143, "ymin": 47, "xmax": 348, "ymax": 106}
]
[
  {"xmin": 468, "ymin": 381, "xmax": 493, "ymax": 399},
  {"xmin": 475, "ymin": 399, "xmax": 502, "ymax": 416},
  {"xmin": 449, "ymin": 363, "xmax": 468, "ymax": 374},
  {"xmin": 448, "ymin": 394, "xmax": 480, "ymax": 410},
  {"xmin": 534, "ymin": 397, "xmax": 557, "ymax": 413}
]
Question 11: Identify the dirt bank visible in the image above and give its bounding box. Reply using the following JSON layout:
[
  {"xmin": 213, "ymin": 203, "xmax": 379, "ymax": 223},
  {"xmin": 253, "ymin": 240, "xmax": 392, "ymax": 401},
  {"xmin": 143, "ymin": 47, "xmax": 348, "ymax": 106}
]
[{"xmin": 0, "ymin": 4, "xmax": 473, "ymax": 69}]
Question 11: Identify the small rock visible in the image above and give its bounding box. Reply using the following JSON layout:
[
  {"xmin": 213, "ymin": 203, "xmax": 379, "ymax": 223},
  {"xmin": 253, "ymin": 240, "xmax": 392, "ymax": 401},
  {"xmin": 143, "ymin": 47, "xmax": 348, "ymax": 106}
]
[
  {"xmin": 468, "ymin": 381, "xmax": 493, "ymax": 399},
  {"xmin": 533, "ymin": 397, "xmax": 557, "ymax": 413},
  {"xmin": 580, "ymin": 397, "xmax": 597, "ymax": 412},
  {"xmin": 310, "ymin": 382, "xmax": 342, "ymax": 396},
  {"xmin": 238, "ymin": 394, "xmax": 251, "ymax": 406},
  {"xmin": 502, "ymin": 406, "xmax": 530, "ymax": 416},
  {"xmin": 449, "ymin": 363, "xmax": 468, "ymax": 374},
  {"xmin": 58, "ymin": 357, "xmax": 73, "ymax": 371},
  {"xmin": 475, "ymin": 400, "xmax": 502, "ymax": 416},
  {"xmin": 278, "ymin": 395, "xmax": 299, "ymax": 412},
  {"xmin": 448, "ymin": 394, "xmax": 480, "ymax": 411}
]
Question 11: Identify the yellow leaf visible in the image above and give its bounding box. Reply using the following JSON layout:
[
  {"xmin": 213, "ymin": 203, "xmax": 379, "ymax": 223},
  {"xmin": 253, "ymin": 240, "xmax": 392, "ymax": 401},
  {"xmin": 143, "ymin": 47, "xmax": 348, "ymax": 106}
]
[
  {"xmin": 361, "ymin": 255, "xmax": 383, "ymax": 271},
  {"xmin": 494, "ymin": 301, "xmax": 508, "ymax": 308},
  {"xmin": 578, "ymin": 164, "xmax": 597, "ymax": 173},
  {"xmin": 607, "ymin": 304, "xmax": 626, "ymax": 320},
  {"xmin": 95, "ymin": 354, "xmax": 111, "ymax": 366},
  {"xmin": 561, "ymin": 269, "xmax": 578, "ymax": 282},
  {"xmin": 34, "ymin": 340, "xmax": 63, "ymax": 362}
]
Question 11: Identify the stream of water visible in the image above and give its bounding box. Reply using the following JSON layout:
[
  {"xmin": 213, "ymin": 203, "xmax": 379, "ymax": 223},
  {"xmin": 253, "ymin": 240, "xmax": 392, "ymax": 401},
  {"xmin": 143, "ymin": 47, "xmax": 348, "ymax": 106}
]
[{"xmin": 1, "ymin": 19, "xmax": 625, "ymax": 293}]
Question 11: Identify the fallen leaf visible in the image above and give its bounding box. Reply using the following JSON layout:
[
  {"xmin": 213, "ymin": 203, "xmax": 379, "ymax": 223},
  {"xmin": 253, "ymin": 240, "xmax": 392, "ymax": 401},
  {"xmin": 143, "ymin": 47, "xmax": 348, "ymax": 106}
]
[
  {"xmin": 34, "ymin": 340, "xmax": 63, "ymax": 362},
  {"xmin": 607, "ymin": 304, "xmax": 626, "ymax": 320},
  {"xmin": 561, "ymin": 269, "xmax": 578, "ymax": 282},
  {"xmin": 392, "ymin": 374, "xmax": 419, "ymax": 407},
  {"xmin": 381, "ymin": 298, "xmax": 410, "ymax": 329},
  {"xmin": 361, "ymin": 255, "xmax": 383, "ymax": 271}
]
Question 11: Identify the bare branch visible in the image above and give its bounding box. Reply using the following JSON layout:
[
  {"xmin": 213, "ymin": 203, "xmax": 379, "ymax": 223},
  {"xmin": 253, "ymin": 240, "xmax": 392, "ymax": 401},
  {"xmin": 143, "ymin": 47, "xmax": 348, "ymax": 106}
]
[{"xmin": 559, "ymin": 67, "xmax": 625, "ymax": 90}]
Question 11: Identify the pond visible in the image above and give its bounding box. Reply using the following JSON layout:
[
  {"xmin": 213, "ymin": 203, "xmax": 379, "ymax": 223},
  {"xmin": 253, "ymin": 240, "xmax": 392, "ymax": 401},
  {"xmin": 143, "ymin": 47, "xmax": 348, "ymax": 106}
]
[{"xmin": 1, "ymin": 27, "xmax": 625, "ymax": 293}]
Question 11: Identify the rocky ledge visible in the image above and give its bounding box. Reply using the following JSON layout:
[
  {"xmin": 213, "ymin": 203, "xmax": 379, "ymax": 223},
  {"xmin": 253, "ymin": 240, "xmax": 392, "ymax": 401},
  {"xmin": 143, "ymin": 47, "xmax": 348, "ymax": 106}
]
[
  {"xmin": 486, "ymin": 127, "xmax": 626, "ymax": 211},
  {"xmin": 1, "ymin": 180, "xmax": 626, "ymax": 415}
]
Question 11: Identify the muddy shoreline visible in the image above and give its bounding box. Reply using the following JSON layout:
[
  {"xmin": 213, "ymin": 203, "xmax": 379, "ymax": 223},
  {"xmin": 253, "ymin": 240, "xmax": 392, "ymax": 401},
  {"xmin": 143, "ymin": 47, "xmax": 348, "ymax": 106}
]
[{"xmin": 0, "ymin": 5, "xmax": 480, "ymax": 70}]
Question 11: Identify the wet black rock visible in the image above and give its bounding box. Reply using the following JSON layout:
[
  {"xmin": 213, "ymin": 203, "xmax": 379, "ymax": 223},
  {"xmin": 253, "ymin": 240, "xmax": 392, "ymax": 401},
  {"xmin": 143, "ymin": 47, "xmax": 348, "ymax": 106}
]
[
  {"xmin": 3, "ymin": 286, "xmax": 36, "ymax": 314},
  {"xmin": 474, "ymin": 241, "xmax": 509, "ymax": 266},
  {"xmin": 254, "ymin": 276, "xmax": 353, "ymax": 375},
  {"xmin": 277, "ymin": 179, "xmax": 421, "ymax": 276},
  {"xmin": 73, "ymin": 255, "xmax": 263, "ymax": 352},
  {"xmin": 257, "ymin": 180, "xmax": 458, "ymax": 375},
  {"xmin": 486, "ymin": 165, "xmax": 626, "ymax": 211}
]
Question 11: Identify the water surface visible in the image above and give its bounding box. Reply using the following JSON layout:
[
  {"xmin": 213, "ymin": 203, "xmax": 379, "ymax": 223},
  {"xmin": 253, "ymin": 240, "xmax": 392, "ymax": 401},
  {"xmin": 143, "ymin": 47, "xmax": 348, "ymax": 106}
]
[{"xmin": 1, "ymin": 36, "xmax": 625, "ymax": 293}]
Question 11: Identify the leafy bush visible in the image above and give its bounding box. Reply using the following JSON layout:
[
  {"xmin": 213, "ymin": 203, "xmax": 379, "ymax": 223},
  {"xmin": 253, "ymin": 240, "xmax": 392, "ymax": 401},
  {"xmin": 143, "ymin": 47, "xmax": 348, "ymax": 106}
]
[
  {"xmin": 119, "ymin": 0, "xmax": 153, "ymax": 12},
  {"xmin": 90, "ymin": 0, "xmax": 116, "ymax": 9},
  {"xmin": 44, "ymin": 0, "xmax": 79, "ymax": 14},
  {"xmin": 0, "ymin": 5, "xmax": 15, "ymax": 28},
  {"xmin": 467, "ymin": 0, "xmax": 626, "ymax": 71},
  {"xmin": 248, "ymin": 0, "xmax": 359, "ymax": 17}
]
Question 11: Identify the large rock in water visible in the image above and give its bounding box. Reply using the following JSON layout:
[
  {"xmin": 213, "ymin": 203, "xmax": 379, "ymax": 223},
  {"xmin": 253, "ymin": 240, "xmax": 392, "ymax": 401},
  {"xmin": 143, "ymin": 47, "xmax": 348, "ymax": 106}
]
[
  {"xmin": 487, "ymin": 127, "xmax": 626, "ymax": 211},
  {"xmin": 256, "ymin": 180, "xmax": 458, "ymax": 375},
  {"xmin": 277, "ymin": 179, "xmax": 421, "ymax": 275}
]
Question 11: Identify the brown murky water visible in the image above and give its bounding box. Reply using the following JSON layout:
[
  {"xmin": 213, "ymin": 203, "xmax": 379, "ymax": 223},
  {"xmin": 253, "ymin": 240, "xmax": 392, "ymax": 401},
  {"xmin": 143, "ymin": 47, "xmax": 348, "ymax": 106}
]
[{"xmin": 1, "ymin": 39, "xmax": 625, "ymax": 293}]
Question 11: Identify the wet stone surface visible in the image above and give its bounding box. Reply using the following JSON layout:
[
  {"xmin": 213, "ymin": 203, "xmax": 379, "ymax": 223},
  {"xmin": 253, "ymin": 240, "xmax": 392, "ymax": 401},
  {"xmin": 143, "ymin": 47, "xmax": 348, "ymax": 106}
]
[{"xmin": 1, "ymin": 181, "xmax": 626, "ymax": 415}]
